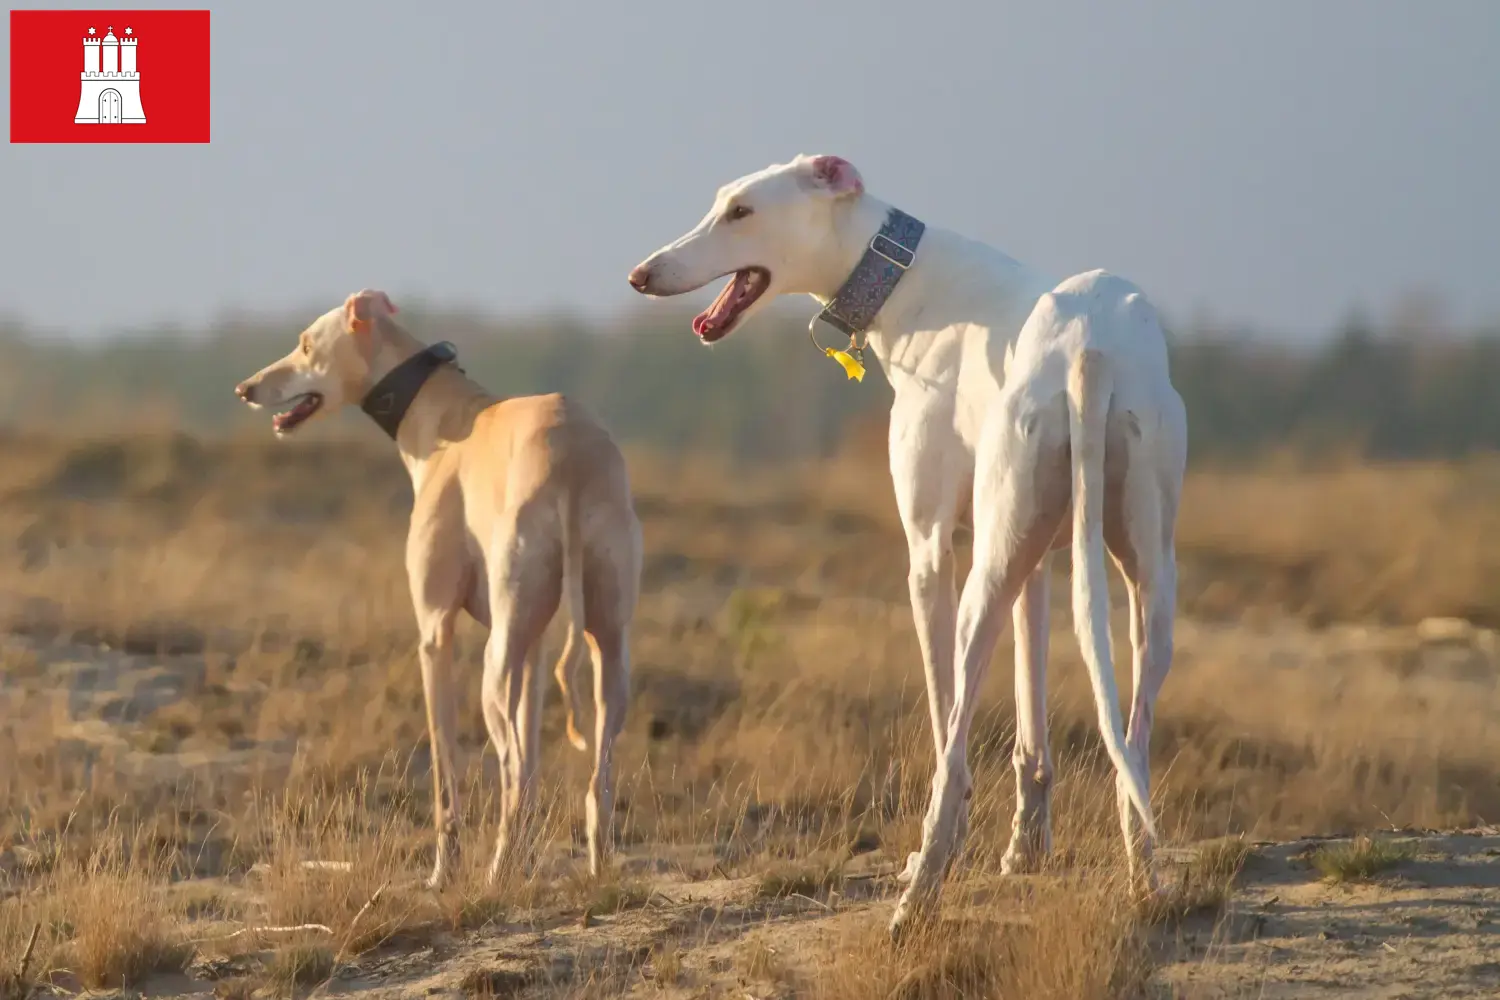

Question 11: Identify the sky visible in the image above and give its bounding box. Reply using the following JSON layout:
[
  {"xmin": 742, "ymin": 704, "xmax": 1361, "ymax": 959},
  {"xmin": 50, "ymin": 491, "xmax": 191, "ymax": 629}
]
[{"xmin": 2, "ymin": 0, "xmax": 1497, "ymax": 341}]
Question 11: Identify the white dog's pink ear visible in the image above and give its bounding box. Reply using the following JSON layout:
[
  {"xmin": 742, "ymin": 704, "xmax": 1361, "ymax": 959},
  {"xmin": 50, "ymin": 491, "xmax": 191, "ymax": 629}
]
[
  {"xmin": 801, "ymin": 155, "xmax": 864, "ymax": 198},
  {"xmin": 344, "ymin": 289, "xmax": 398, "ymax": 335}
]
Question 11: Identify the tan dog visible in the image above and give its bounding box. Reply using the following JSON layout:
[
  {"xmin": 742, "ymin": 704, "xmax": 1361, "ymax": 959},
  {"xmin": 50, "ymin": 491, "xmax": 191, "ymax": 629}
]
[{"xmin": 235, "ymin": 289, "xmax": 642, "ymax": 887}]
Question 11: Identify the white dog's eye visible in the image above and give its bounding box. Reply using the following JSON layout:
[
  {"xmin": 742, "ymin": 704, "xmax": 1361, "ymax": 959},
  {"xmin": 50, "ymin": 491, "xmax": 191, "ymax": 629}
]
[{"xmin": 725, "ymin": 204, "xmax": 753, "ymax": 222}]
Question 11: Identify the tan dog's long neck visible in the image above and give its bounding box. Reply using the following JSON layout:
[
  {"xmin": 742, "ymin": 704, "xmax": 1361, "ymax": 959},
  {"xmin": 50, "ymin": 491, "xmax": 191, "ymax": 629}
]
[
  {"xmin": 395, "ymin": 366, "xmax": 494, "ymax": 469},
  {"xmin": 363, "ymin": 320, "xmax": 495, "ymax": 481}
]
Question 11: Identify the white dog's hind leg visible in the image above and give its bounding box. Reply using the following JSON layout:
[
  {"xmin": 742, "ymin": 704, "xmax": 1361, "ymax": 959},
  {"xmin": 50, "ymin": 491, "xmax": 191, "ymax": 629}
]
[
  {"xmin": 1001, "ymin": 559, "xmax": 1054, "ymax": 875},
  {"xmin": 1118, "ymin": 554, "xmax": 1175, "ymax": 891},
  {"xmin": 1109, "ymin": 471, "xmax": 1178, "ymax": 892},
  {"xmin": 1105, "ymin": 388, "xmax": 1184, "ymax": 892}
]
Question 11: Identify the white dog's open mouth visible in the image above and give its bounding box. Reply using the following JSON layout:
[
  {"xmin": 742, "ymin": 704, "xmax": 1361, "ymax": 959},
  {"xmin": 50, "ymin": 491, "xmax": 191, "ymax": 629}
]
[
  {"xmin": 693, "ymin": 267, "xmax": 770, "ymax": 343},
  {"xmin": 271, "ymin": 393, "xmax": 323, "ymax": 435}
]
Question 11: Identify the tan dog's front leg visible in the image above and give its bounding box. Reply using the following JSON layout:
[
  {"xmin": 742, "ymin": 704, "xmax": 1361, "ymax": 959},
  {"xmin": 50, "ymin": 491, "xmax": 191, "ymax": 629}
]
[{"xmin": 418, "ymin": 612, "xmax": 462, "ymax": 889}]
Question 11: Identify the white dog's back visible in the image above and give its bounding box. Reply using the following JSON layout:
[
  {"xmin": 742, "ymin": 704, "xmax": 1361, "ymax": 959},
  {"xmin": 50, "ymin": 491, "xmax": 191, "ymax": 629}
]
[{"xmin": 1005, "ymin": 269, "xmax": 1172, "ymax": 399}]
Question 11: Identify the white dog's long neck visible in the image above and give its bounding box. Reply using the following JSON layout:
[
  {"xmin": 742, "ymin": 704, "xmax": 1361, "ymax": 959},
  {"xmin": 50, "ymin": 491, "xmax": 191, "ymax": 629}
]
[{"xmin": 809, "ymin": 194, "xmax": 1051, "ymax": 388}]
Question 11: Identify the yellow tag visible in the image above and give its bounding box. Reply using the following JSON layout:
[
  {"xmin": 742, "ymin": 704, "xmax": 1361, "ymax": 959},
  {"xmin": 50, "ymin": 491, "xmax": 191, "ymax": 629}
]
[{"xmin": 825, "ymin": 347, "xmax": 866, "ymax": 382}]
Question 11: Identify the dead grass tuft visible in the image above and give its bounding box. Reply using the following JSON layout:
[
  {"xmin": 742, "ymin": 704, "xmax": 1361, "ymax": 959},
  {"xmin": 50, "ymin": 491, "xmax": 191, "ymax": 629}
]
[
  {"xmin": 1142, "ymin": 836, "xmax": 1253, "ymax": 924},
  {"xmin": 755, "ymin": 858, "xmax": 846, "ymax": 900},
  {"xmin": 815, "ymin": 887, "xmax": 1149, "ymax": 1000},
  {"xmin": 266, "ymin": 942, "xmax": 334, "ymax": 989},
  {"xmin": 737, "ymin": 937, "xmax": 786, "ymax": 983},
  {"xmin": 1309, "ymin": 835, "xmax": 1418, "ymax": 884},
  {"xmin": 577, "ymin": 876, "xmax": 654, "ymax": 920},
  {"xmin": 461, "ymin": 966, "xmax": 539, "ymax": 998},
  {"xmin": 55, "ymin": 838, "xmax": 192, "ymax": 990},
  {"xmin": 211, "ymin": 977, "xmax": 259, "ymax": 1000},
  {"xmin": 441, "ymin": 886, "xmax": 511, "ymax": 933},
  {"xmin": 645, "ymin": 942, "xmax": 683, "ymax": 986}
]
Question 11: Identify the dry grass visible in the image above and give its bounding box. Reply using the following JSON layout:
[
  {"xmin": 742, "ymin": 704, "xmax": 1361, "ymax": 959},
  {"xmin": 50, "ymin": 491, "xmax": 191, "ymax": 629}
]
[
  {"xmin": 812, "ymin": 874, "xmax": 1150, "ymax": 1000},
  {"xmin": 1141, "ymin": 836, "xmax": 1252, "ymax": 925},
  {"xmin": 266, "ymin": 941, "xmax": 335, "ymax": 989},
  {"xmin": 755, "ymin": 857, "xmax": 847, "ymax": 900},
  {"xmin": 1, "ymin": 430, "xmax": 1500, "ymax": 995},
  {"xmin": 1308, "ymin": 835, "xmax": 1419, "ymax": 884},
  {"xmin": 0, "ymin": 830, "xmax": 191, "ymax": 993}
]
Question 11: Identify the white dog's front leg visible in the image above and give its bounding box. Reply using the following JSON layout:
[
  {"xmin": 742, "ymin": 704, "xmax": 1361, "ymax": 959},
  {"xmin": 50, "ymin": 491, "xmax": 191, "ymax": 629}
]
[
  {"xmin": 905, "ymin": 528, "xmax": 958, "ymax": 758},
  {"xmin": 887, "ymin": 414, "xmax": 968, "ymax": 885},
  {"xmin": 890, "ymin": 528, "xmax": 1028, "ymax": 938},
  {"xmin": 894, "ymin": 530, "xmax": 958, "ymax": 886}
]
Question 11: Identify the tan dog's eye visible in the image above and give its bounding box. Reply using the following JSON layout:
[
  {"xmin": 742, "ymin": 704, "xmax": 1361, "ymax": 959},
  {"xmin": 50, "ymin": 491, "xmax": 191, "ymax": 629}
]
[
  {"xmin": 725, "ymin": 204, "xmax": 753, "ymax": 222},
  {"xmin": 300, "ymin": 339, "xmax": 311, "ymax": 356}
]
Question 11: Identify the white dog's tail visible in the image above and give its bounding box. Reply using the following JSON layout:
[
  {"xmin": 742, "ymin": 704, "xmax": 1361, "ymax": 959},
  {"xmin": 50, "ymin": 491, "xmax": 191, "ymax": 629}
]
[
  {"xmin": 553, "ymin": 490, "xmax": 590, "ymax": 752},
  {"xmin": 1066, "ymin": 348, "xmax": 1156, "ymax": 840}
]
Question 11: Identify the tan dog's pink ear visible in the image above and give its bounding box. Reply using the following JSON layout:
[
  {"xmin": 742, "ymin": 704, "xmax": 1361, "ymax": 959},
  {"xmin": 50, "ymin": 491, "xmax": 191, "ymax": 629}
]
[{"xmin": 344, "ymin": 289, "xmax": 398, "ymax": 335}]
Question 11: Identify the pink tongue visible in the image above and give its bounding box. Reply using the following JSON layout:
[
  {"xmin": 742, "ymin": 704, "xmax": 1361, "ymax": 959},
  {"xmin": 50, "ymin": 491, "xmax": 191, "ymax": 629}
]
[
  {"xmin": 693, "ymin": 273, "xmax": 745, "ymax": 336},
  {"xmin": 275, "ymin": 397, "xmax": 315, "ymax": 429}
]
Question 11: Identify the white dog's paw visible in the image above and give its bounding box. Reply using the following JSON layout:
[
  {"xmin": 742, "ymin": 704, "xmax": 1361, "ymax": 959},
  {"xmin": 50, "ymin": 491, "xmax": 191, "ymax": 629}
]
[{"xmin": 1000, "ymin": 844, "xmax": 1044, "ymax": 876}]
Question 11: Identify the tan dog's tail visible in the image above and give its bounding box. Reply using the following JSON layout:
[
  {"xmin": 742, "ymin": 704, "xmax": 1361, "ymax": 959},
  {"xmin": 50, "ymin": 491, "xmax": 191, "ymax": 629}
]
[{"xmin": 554, "ymin": 490, "xmax": 590, "ymax": 752}]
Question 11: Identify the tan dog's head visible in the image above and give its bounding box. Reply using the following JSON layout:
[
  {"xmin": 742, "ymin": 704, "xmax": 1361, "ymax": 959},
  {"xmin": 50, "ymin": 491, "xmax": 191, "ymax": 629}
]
[{"xmin": 234, "ymin": 289, "xmax": 398, "ymax": 436}]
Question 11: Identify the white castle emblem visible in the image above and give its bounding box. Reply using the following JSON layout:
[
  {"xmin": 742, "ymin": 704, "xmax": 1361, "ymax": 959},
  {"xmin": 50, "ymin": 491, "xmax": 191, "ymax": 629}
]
[{"xmin": 74, "ymin": 25, "xmax": 146, "ymax": 124}]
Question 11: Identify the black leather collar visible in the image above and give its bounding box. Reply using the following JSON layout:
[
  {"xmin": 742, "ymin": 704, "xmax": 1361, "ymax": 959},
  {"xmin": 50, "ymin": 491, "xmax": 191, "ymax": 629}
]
[{"xmin": 359, "ymin": 341, "xmax": 461, "ymax": 440}]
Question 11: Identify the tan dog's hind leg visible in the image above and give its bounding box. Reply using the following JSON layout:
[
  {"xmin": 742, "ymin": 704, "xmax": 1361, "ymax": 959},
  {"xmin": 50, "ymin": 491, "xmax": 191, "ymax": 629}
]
[
  {"xmin": 483, "ymin": 614, "xmax": 549, "ymax": 884},
  {"xmin": 553, "ymin": 626, "xmax": 588, "ymax": 752},
  {"xmin": 482, "ymin": 508, "xmax": 559, "ymax": 886},
  {"xmin": 553, "ymin": 496, "xmax": 590, "ymax": 752},
  {"xmin": 584, "ymin": 627, "xmax": 629, "ymax": 876}
]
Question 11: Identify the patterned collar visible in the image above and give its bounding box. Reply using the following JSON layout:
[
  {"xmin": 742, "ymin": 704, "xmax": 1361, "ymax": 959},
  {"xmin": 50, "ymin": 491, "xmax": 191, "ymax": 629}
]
[{"xmin": 812, "ymin": 207, "xmax": 926, "ymax": 339}]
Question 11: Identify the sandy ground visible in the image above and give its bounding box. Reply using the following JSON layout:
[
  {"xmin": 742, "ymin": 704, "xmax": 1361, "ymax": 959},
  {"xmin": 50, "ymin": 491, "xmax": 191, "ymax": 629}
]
[
  {"xmin": 6, "ymin": 611, "xmax": 1500, "ymax": 997},
  {"xmin": 140, "ymin": 832, "xmax": 1500, "ymax": 999},
  {"xmin": 1158, "ymin": 834, "xmax": 1500, "ymax": 1000}
]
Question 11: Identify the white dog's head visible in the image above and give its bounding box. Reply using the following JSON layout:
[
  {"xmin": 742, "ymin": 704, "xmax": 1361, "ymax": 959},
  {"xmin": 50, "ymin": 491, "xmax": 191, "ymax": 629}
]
[
  {"xmin": 627, "ymin": 154, "xmax": 866, "ymax": 342},
  {"xmin": 234, "ymin": 289, "xmax": 399, "ymax": 436}
]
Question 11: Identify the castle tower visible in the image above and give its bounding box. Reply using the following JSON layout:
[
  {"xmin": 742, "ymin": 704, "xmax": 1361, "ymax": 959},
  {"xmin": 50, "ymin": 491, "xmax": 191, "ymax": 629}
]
[
  {"xmin": 100, "ymin": 26, "xmax": 118, "ymax": 73},
  {"xmin": 120, "ymin": 30, "xmax": 137, "ymax": 74},
  {"xmin": 83, "ymin": 28, "xmax": 100, "ymax": 73},
  {"xmin": 74, "ymin": 25, "xmax": 146, "ymax": 124}
]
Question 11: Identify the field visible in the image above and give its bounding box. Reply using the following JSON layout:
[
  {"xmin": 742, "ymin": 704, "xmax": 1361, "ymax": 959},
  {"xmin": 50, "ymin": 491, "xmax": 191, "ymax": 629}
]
[{"xmin": 5, "ymin": 428, "xmax": 1500, "ymax": 998}]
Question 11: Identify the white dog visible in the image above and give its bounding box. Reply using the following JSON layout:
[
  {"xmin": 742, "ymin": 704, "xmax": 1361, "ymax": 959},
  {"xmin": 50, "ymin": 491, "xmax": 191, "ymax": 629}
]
[{"xmin": 628, "ymin": 155, "xmax": 1186, "ymax": 935}]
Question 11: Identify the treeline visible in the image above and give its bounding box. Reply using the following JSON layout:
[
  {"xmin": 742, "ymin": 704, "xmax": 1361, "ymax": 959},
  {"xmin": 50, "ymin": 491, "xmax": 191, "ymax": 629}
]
[{"xmin": 0, "ymin": 303, "xmax": 1496, "ymax": 465}]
